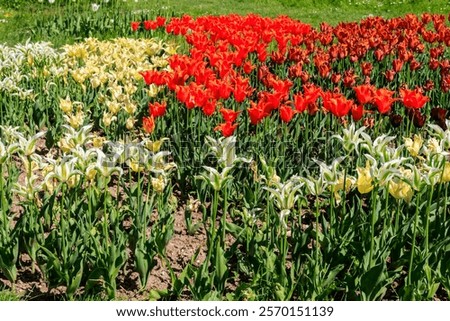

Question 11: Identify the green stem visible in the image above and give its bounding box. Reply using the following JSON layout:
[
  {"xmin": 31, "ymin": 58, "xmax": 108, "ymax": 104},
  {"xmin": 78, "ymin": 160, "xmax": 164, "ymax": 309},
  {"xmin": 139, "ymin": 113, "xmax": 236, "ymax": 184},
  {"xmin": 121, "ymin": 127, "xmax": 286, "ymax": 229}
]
[
  {"xmin": 137, "ymin": 169, "xmax": 142, "ymax": 230},
  {"xmin": 394, "ymin": 200, "xmax": 400, "ymax": 234},
  {"xmin": 424, "ymin": 184, "xmax": 434, "ymax": 262},
  {"xmin": 206, "ymin": 189, "xmax": 219, "ymax": 264},
  {"xmin": 221, "ymin": 185, "xmax": 228, "ymax": 248},
  {"xmin": 0, "ymin": 163, "xmax": 5, "ymax": 216},
  {"xmin": 103, "ymin": 187, "xmax": 109, "ymax": 245},
  {"xmin": 281, "ymin": 226, "xmax": 288, "ymax": 279},
  {"xmin": 382, "ymin": 182, "xmax": 390, "ymax": 245},
  {"xmin": 369, "ymin": 187, "xmax": 377, "ymax": 269},
  {"xmin": 408, "ymin": 193, "xmax": 421, "ymax": 287},
  {"xmin": 444, "ymin": 184, "xmax": 448, "ymax": 238},
  {"xmin": 329, "ymin": 185, "xmax": 335, "ymax": 239},
  {"xmin": 341, "ymin": 163, "xmax": 349, "ymax": 223},
  {"xmin": 315, "ymin": 198, "xmax": 320, "ymax": 264},
  {"xmin": 60, "ymin": 184, "xmax": 66, "ymax": 264}
]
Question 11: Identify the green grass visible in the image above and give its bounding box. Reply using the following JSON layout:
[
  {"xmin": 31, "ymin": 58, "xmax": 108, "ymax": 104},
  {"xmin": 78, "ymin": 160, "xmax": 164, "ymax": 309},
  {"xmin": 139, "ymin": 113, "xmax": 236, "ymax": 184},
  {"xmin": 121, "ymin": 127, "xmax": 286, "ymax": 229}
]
[
  {"xmin": 138, "ymin": 0, "xmax": 450, "ymax": 25},
  {"xmin": 0, "ymin": 290, "xmax": 21, "ymax": 301},
  {"xmin": 0, "ymin": 0, "xmax": 449, "ymax": 46}
]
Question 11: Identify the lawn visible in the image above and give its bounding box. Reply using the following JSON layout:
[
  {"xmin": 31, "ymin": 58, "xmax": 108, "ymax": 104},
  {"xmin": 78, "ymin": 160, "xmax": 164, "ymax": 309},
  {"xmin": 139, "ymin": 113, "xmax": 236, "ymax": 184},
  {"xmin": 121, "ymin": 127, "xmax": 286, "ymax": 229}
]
[{"xmin": 0, "ymin": 0, "xmax": 449, "ymax": 45}]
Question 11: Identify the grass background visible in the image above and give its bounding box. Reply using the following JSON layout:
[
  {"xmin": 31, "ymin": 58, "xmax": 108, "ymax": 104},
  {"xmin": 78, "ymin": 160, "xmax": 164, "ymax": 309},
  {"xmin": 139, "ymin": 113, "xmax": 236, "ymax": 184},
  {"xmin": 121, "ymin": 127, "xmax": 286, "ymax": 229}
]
[{"xmin": 0, "ymin": 0, "xmax": 449, "ymax": 46}]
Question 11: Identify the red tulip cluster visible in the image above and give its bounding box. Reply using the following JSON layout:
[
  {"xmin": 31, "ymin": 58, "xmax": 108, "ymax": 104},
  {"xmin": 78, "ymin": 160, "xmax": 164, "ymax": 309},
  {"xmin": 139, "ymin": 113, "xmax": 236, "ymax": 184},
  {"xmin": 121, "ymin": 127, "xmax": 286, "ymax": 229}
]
[{"xmin": 133, "ymin": 13, "xmax": 450, "ymax": 135}]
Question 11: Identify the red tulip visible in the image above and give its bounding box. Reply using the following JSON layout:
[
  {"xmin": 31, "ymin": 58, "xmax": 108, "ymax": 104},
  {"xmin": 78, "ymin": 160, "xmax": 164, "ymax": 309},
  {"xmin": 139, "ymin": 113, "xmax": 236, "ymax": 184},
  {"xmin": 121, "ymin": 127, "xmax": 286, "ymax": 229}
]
[
  {"xmin": 214, "ymin": 121, "xmax": 238, "ymax": 137},
  {"xmin": 392, "ymin": 59, "xmax": 403, "ymax": 73},
  {"xmin": 352, "ymin": 105, "xmax": 364, "ymax": 121},
  {"xmin": 247, "ymin": 101, "xmax": 266, "ymax": 125},
  {"xmin": 353, "ymin": 84, "xmax": 374, "ymax": 105},
  {"xmin": 322, "ymin": 91, "xmax": 354, "ymax": 118},
  {"xmin": 219, "ymin": 108, "xmax": 241, "ymax": 122},
  {"xmin": 331, "ymin": 73, "xmax": 341, "ymax": 84},
  {"xmin": 279, "ymin": 104, "xmax": 296, "ymax": 123},
  {"xmin": 202, "ymin": 100, "xmax": 216, "ymax": 116},
  {"xmin": 156, "ymin": 16, "xmax": 166, "ymax": 27},
  {"xmin": 343, "ymin": 69, "xmax": 356, "ymax": 88},
  {"xmin": 372, "ymin": 88, "xmax": 396, "ymax": 114},
  {"xmin": 303, "ymin": 84, "xmax": 322, "ymax": 104},
  {"xmin": 293, "ymin": 94, "xmax": 308, "ymax": 113},
  {"xmin": 400, "ymin": 88, "xmax": 429, "ymax": 109},
  {"xmin": 143, "ymin": 116, "xmax": 155, "ymax": 133},
  {"xmin": 384, "ymin": 70, "xmax": 396, "ymax": 82},
  {"xmin": 243, "ymin": 61, "xmax": 255, "ymax": 74},
  {"xmin": 149, "ymin": 101, "xmax": 167, "ymax": 118},
  {"xmin": 361, "ymin": 61, "xmax": 373, "ymax": 77},
  {"xmin": 144, "ymin": 20, "xmax": 158, "ymax": 30},
  {"xmin": 409, "ymin": 59, "xmax": 421, "ymax": 71},
  {"xmin": 131, "ymin": 21, "xmax": 140, "ymax": 31}
]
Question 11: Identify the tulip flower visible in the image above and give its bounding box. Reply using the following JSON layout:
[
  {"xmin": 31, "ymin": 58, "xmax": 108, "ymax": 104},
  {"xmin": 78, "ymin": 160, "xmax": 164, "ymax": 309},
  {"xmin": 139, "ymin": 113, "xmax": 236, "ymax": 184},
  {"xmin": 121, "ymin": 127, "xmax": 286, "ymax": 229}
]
[
  {"xmin": 143, "ymin": 116, "xmax": 155, "ymax": 134},
  {"xmin": 357, "ymin": 161, "xmax": 374, "ymax": 194},
  {"xmin": 214, "ymin": 121, "xmax": 238, "ymax": 137},
  {"xmin": 353, "ymin": 84, "xmax": 374, "ymax": 105},
  {"xmin": 149, "ymin": 101, "xmax": 167, "ymax": 118},
  {"xmin": 279, "ymin": 104, "xmax": 296, "ymax": 123},
  {"xmin": 219, "ymin": 108, "xmax": 241, "ymax": 123},
  {"xmin": 404, "ymin": 134, "xmax": 423, "ymax": 158},
  {"xmin": 388, "ymin": 179, "xmax": 413, "ymax": 203},
  {"xmin": 400, "ymin": 88, "xmax": 429, "ymax": 109}
]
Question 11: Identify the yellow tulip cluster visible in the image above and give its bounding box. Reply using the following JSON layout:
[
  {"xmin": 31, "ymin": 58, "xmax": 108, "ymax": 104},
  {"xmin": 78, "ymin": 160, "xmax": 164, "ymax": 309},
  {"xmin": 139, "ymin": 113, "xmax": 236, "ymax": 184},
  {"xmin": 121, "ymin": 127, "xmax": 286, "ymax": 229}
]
[
  {"xmin": 353, "ymin": 123, "xmax": 450, "ymax": 202},
  {"xmin": 61, "ymin": 37, "xmax": 176, "ymax": 129},
  {"xmin": 0, "ymin": 38, "xmax": 176, "ymax": 131},
  {"xmin": 262, "ymin": 123, "xmax": 450, "ymax": 218},
  {"xmin": 0, "ymin": 122, "xmax": 177, "ymax": 206},
  {"xmin": 0, "ymin": 41, "xmax": 63, "ymax": 99}
]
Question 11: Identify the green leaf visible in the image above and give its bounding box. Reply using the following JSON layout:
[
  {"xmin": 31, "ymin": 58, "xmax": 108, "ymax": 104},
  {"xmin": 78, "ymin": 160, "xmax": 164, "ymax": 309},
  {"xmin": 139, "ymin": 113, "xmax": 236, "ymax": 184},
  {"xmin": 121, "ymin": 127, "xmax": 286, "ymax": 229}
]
[
  {"xmin": 0, "ymin": 255, "xmax": 17, "ymax": 284},
  {"xmin": 149, "ymin": 289, "xmax": 168, "ymax": 301},
  {"xmin": 360, "ymin": 263, "xmax": 388, "ymax": 301},
  {"xmin": 214, "ymin": 243, "xmax": 228, "ymax": 292},
  {"xmin": 66, "ymin": 262, "xmax": 84, "ymax": 300}
]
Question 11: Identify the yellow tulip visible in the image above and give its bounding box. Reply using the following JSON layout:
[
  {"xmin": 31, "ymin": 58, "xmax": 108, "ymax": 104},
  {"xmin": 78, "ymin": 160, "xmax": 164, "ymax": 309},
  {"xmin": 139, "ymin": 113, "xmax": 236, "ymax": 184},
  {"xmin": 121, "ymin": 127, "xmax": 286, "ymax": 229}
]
[
  {"xmin": 58, "ymin": 137, "xmax": 75, "ymax": 153},
  {"xmin": 129, "ymin": 160, "xmax": 144, "ymax": 173},
  {"xmin": 71, "ymin": 70, "xmax": 86, "ymax": 84},
  {"xmin": 145, "ymin": 84, "xmax": 160, "ymax": 98},
  {"xmin": 441, "ymin": 162, "xmax": 450, "ymax": 183},
  {"xmin": 90, "ymin": 77, "xmax": 102, "ymax": 89},
  {"xmin": 102, "ymin": 112, "xmax": 117, "ymax": 127},
  {"xmin": 151, "ymin": 175, "xmax": 166, "ymax": 194},
  {"xmin": 59, "ymin": 95, "xmax": 73, "ymax": 114},
  {"xmin": 85, "ymin": 167, "xmax": 97, "ymax": 182},
  {"xmin": 331, "ymin": 175, "xmax": 355, "ymax": 204},
  {"xmin": 123, "ymin": 101, "xmax": 137, "ymax": 115},
  {"xmin": 92, "ymin": 136, "xmax": 106, "ymax": 148},
  {"xmin": 356, "ymin": 161, "xmax": 373, "ymax": 194},
  {"xmin": 388, "ymin": 180, "xmax": 413, "ymax": 203},
  {"xmin": 106, "ymin": 100, "xmax": 121, "ymax": 115},
  {"xmin": 404, "ymin": 134, "xmax": 423, "ymax": 158},
  {"xmin": 64, "ymin": 109, "xmax": 84, "ymax": 129},
  {"xmin": 126, "ymin": 117, "xmax": 136, "ymax": 130},
  {"xmin": 67, "ymin": 174, "xmax": 80, "ymax": 188}
]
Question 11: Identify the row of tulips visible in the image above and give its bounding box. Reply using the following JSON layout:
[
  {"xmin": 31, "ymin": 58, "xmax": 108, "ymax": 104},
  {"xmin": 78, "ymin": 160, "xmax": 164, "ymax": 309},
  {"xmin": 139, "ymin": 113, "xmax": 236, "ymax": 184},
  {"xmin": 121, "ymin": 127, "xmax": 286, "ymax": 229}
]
[
  {"xmin": 133, "ymin": 13, "xmax": 449, "ymax": 136},
  {"xmin": 0, "ymin": 119, "xmax": 176, "ymax": 299},
  {"xmin": 186, "ymin": 121, "xmax": 450, "ymax": 299},
  {"xmin": 1, "ymin": 118, "xmax": 450, "ymax": 299},
  {"xmin": 0, "ymin": 37, "xmax": 176, "ymax": 140}
]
